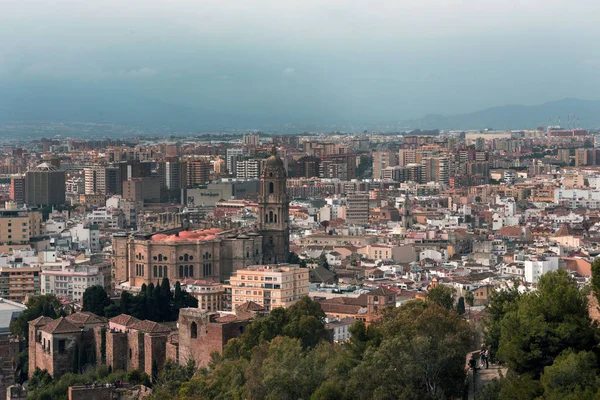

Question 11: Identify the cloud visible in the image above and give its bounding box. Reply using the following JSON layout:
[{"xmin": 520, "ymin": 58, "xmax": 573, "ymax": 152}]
[
  {"xmin": 282, "ymin": 67, "xmax": 295, "ymax": 76},
  {"xmin": 124, "ymin": 67, "xmax": 158, "ymax": 78}
]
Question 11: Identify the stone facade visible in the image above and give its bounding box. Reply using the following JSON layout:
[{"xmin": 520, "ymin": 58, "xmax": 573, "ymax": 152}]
[
  {"xmin": 28, "ymin": 310, "xmax": 251, "ymax": 380},
  {"xmin": 113, "ymin": 231, "xmax": 263, "ymax": 287},
  {"xmin": 176, "ymin": 308, "xmax": 249, "ymax": 368},
  {"xmin": 259, "ymin": 151, "xmax": 290, "ymax": 264}
]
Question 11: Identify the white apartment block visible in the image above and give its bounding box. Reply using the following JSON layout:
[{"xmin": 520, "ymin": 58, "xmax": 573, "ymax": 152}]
[
  {"xmin": 524, "ymin": 257, "xmax": 559, "ymax": 284},
  {"xmin": 41, "ymin": 265, "xmax": 104, "ymax": 301}
]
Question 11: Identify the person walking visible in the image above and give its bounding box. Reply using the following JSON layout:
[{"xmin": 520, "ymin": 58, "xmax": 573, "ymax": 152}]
[{"xmin": 484, "ymin": 349, "xmax": 489, "ymax": 369}]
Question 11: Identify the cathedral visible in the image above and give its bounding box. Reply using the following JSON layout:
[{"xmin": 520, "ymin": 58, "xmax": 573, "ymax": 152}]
[{"xmin": 112, "ymin": 148, "xmax": 290, "ymax": 287}]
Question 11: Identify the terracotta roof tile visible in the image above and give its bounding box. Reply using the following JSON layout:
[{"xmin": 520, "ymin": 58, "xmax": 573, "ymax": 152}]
[
  {"xmin": 129, "ymin": 320, "xmax": 171, "ymax": 333},
  {"xmin": 109, "ymin": 314, "xmax": 140, "ymax": 327},
  {"xmin": 29, "ymin": 316, "xmax": 54, "ymax": 327},
  {"xmin": 39, "ymin": 317, "xmax": 81, "ymax": 334},
  {"xmin": 66, "ymin": 312, "xmax": 106, "ymax": 325}
]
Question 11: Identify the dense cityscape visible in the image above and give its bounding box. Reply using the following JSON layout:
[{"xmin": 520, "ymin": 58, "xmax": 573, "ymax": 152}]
[{"xmin": 0, "ymin": 127, "xmax": 596, "ymax": 398}]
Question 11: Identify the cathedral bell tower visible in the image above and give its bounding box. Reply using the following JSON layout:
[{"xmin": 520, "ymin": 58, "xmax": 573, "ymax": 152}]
[{"xmin": 259, "ymin": 146, "xmax": 290, "ymax": 264}]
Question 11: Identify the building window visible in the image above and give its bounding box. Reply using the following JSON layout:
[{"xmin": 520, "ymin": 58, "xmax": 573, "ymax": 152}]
[
  {"xmin": 191, "ymin": 322, "xmax": 197, "ymax": 338},
  {"xmin": 154, "ymin": 265, "xmax": 158, "ymax": 277},
  {"xmin": 179, "ymin": 265, "xmax": 184, "ymax": 277},
  {"xmin": 163, "ymin": 266, "xmax": 168, "ymax": 278},
  {"xmin": 184, "ymin": 254, "xmax": 189, "ymax": 261},
  {"xmin": 269, "ymin": 182, "xmax": 274, "ymax": 193},
  {"xmin": 189, "ymin": 265, "xmax": 194, "ymax": 277},
  {"xmin": 185, "ymin": 265, "xmax": 189, "ymax": 277},
  {"xmin": 58, "ymin": 340, "xmax": 65, "ymax": 353}
]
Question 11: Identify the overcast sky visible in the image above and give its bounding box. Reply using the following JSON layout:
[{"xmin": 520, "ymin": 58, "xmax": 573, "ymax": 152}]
[{"xmin": 1, "ymin": 0, "xmax": 599, "ymax": 124}]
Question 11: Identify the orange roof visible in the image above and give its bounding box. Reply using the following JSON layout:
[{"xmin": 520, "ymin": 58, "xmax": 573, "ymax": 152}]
[{"xmin": 39, "ymin": 317, "xmax": 81, "ymax": 334}]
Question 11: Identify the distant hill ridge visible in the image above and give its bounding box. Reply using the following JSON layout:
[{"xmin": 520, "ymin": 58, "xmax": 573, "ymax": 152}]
[{"xmin": 403, "ymin": 98, "xmax": 600, "ymax": 131}]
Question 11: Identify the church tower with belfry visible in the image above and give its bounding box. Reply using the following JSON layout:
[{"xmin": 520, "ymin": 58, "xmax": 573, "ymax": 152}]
[{"xmin": 259, "ymin": 146, "xmax": 290, "ymax": 264}]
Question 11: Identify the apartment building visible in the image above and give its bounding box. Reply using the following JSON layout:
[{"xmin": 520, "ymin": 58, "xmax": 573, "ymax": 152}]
[
  {"xmin": 0, "ymin": 206, "xmax": 43, "ymax": 245},
  {"xmin": 0, "ymin": 264, "xmax": 41, "ymax": 302},
  {"xmin": 236, "ymin": 159, "xmax": 262, "ymax": 179},
  {"xmin": 183, "ymin": 279, "xmax": 225, "ymax": 311},
  {"xmin": 346, "ymin": 192, "xmax": 370, "ymax": 225},
  {"xmin": 41, "ymin": 264, "xmax": 105, "ymax": 302},
  {"xmin": 229, "ymin": 264, "xmax": 309, "ymax": 311}
]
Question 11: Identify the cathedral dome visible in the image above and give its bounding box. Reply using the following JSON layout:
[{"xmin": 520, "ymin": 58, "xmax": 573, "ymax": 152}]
[{"xmin": 263, "ymin": 146, "xmax": 286, "ymax": 177}]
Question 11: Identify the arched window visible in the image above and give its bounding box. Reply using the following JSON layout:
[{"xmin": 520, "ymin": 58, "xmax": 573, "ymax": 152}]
[
  {"xmin": 158, "ymin": 266, "xmax": 162, "ymax": 277},
  {"xmin": 189, "ymin": 265, "xmax": 194, "ymax": 277},
  {"xmin": 184, "ymin": 254, "xmax": 189, "ymax": 261},
  {"xmin": 269, "ymin": 182, "xmax": 274, "ymax": 193},
  {"xmin": 158, "ymin": 254, "xmax": 163, "ymax": 261},
  {"xmin": 274, "ymin": 214, "xmax": 277, "ymax": 223},
  {"xmin": 179, "ymin": 265, "xmax": 184, "ymax": 277},
  {"xmin": 153, "ymin": 265, "xmax": 158, "ymax": 277},
  {"xmin": 163, "ymin": 266, "xmax": 168, "ymax": 278},
  {"xmin": 191, "ymin": 322, "xmax": 197, "ymax": 339},
  {"xmin": 269, "ymin": 211, "xmax": 273, "ymax": 222},
  {"xmin": 265, "ymin": 214, "xmax": 268, "ymax": 223},
  {"xmin": 185, "ymin": 265, "xmax": 189, "ymax": 277},
  {"xmin": 373, "ymin": 296, "xmax": 379, "ymax": 302}
]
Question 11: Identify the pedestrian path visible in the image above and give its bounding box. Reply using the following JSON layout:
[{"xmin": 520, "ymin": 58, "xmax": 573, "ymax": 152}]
[{"xmin": 466, "ymin": 350, "xmax": 507, "ymax": 400}]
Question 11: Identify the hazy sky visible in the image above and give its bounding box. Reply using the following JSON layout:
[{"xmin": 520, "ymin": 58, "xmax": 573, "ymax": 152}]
[{"xmin": 1, "ymin": 0, "xmax": 600, "ymax": 124}]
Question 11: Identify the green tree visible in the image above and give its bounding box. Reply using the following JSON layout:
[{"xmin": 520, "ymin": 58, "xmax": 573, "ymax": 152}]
[
  {"xmin": 348, "ymin": 301, "xmax": 475, "ymax": 399},
  {"xmin": 497, "ymin": 270, "xmax": 597, "ymax": 377},
  {"xmin": 82, "ymin": 286, "xmax": 112, "ymax": 316},
  {"xmin": 483, "ymin": 287, "xmax": 520, "ymax": 359},
  {"xmin": 456, "ymin": 296, "xmax": 466, "ymax": 315},
  {"xmin": 426, "ymin": 285, "xmax": 456, "ymax": 310},
  {"xmin": 540, "ymin": 350, "xmax": 600, "ymax": 400},
  {"xmin": 10, "ymin": 294, "xmax": 61, "ymax": 339}
]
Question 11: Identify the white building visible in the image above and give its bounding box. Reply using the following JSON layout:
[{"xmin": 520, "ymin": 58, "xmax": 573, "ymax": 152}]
[
  {"xmin": 325, "ymin": 318, "xmax": 354, "ymax": 342},
  {"xmin": 236, "ymin": 159, "xmax": 261, "ymax": 179},
  {"xmin": 524, "ymin": 257, "xmax": 559, "ymax": 284},
  {"xmin": 69, "ymin": 223, "xmax": 101, "ymax": 253},
  {"xmin": 41, "ymin": 264, "xmax": 104, "ymax": 301}
]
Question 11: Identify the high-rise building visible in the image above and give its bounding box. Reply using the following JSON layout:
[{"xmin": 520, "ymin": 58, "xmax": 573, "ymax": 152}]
[
  {"xmin": 24, "ymin": 163, "xmax": 66, "ymax": 206},
  {"xmin": 259, "ymin": 149, "xmax": 290, "ymax": 264},
  {"xmin": 319, "ymin": 154, "xmax": 356, "ymax": 180},
  {"xmin": 158, "ymin": 158, "xmax": 186, "ymax": 201},
  {"xmin": 226, "ymin": 148, "xmax": 245, "ymax": 174},
  {"xmin": 186, "ymin": 160, "xmax": 211, "ymax": 187},
  {"xmin": 243, "ymin": 134, "xmax": 260, "ymax": 146},
  {"xmin": 9, "ymin": 176, "xmax": 24, "ymax": 204},
  {"xmin": 236, "ymin": 159, "xmax": 262, "ymax": 179},
  {"xmin": 84, "ymin": 166, "xmax": 107, "ymax": 195},
  {"xmin": 398, "ymin": 149, "xmax": 417, "ymax": 166},
  {"xmin": 346, "ymin": 192, "xmax": 370, "ymax": 225},
  {"xmin": 373, "ymin": 150, "xmax": 398, "ymax": 179},
  {"xmin": 293, "ymin": 156, "xmax": 320, "ymax": 178}
]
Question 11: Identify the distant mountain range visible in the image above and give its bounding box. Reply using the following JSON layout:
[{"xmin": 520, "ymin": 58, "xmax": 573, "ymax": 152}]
[
  {"xmin": 1, "ymin": 82, "xmax": 599, "ymax": 133},
  {"xmin": 402, "ymin": 98, "xmax": 600, "ymax": 131}
]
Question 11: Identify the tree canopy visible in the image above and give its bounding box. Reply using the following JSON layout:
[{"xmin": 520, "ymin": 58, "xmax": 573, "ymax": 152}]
[
  {"xmin": 149, "ymin": 296, "xmax": 475, "ymax": 399},
  {"xmin": 479, "ymin": 268, "xmax": 600, "ymax": 399}
]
